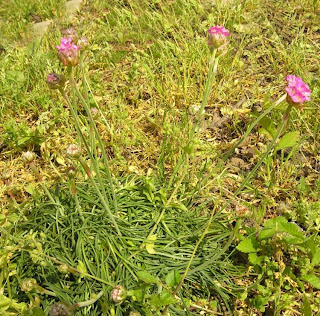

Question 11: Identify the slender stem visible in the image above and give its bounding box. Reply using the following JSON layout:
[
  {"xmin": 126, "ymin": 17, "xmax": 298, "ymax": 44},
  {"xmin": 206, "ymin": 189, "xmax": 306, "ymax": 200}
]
[
  {"xmin": 190, "ymin": 50, "xmax": 218, "ymax": 138},
  {"xmin": 161, "ymin": 205, "xmax": 218, "ymax": 316},
  {"xmin": 144, "ymin": 166, "xmax": 187, "ymax": 244},
  {"xmin": 162, "ymin": 104, "xmax": 293, "ymax": 315},
  {"xmin": 69, "ymin": 77, "xmax": 118, "ymax": 215},
  {"xmin": 191, "ymin": 94, "xmax": 287, "ymax": 198},
  {"xmin": 60, "ymin": 89, "xmax": 121, "ymax": 236},
  {"xmin": 79, "ymin": 61, "xmax": 112, "ymax": 133},
  {"xmin": 150, "ymin": 51, "xmax": 219, "ymax": 247},
  {"xmin": 73, "ymin": 290, "xmax": 104, "ymax": 308},
  {"xmin": 168, "ymin": 50, "xmax": 219, "ymax": 190},
  {"xmin": 34, "ymin": 251, "xmax": 115, "ymax": 287},
  {"xmin": 74, "ymin": 190, "xmax": 84, "ymax": 222}
]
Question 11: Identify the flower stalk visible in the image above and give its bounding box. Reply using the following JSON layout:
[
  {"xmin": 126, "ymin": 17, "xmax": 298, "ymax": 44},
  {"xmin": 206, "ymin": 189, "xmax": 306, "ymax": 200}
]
[
  {"xmin": 149, "ymin": 26, "xmax": 227, "ymax": 243},
  {"xmin": 59, "ymin": 89, "xmax": 121, "ymax": 236}
]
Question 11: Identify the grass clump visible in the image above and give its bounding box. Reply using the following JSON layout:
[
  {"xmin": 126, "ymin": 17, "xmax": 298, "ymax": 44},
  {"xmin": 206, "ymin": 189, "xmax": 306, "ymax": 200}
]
[{"xmin": 1, "ymin": 175, "xmax": 244, "ymax": 315}]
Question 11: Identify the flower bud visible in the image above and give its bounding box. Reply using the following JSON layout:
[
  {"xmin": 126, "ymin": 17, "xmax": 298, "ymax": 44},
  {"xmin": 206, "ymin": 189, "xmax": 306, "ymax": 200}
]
[
  {"xmin": 49, "ymin": 302, "xmax": 71, "ymax": 316},
  {"xmin": 46, "ymin": 73, "xmax": 66, "ymax": 90},
  {"xmin": 90, "ymin": 107, "xmax": 99, "ymax": 119},
  {"xmin": 111, "ymin": 285, "xmax": 127, "ymax": 303},
  {"xmin": 61, "ymin": 28, "xmax": 77, "ymax": 39},
  {"xmin": 56, "ymin": 37, "xmax": 81, "ymax": 67},
  {"xmin": 21, "ymin": 278, "xmax": 38, "ymax": 292},
  {"xmin": 78, "ymin": 37, "xmax": 89, "ymax": 48},
  {"xmin": 58, "ymin": 264, "xmax": 70, "ymax": 274},
  {"xmin": 22, "ymin": 151, "xmax": 36, "ymax": 163},
  {"xmin": 66, "ymin": 144, "xmax": 81, "ymax": 158},
  {"xmin": 208, "ymin": 25, "xmax": 230, "ymax": 52}
]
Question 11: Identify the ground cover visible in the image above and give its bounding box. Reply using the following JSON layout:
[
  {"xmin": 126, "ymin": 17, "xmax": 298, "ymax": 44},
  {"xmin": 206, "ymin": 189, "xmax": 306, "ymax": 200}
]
[{"xmin": 1, "ymin": 0, "xmax": 320, "ymax": 314}]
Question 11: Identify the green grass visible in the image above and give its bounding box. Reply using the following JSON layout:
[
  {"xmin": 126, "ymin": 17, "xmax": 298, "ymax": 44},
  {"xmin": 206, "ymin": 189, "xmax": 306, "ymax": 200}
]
[
  {"xmin": 1, "ymin": 0, "xmax": 320, "ymax": 314},
  {"xmin": 0, "ymin": 0, "xmax": 64, "ymax": 42}
]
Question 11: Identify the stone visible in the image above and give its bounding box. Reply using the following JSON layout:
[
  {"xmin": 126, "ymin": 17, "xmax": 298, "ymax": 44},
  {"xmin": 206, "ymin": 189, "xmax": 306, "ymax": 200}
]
[
  {"xmin": 65, "ymin": 0, "xmax": 83, "ymax": 22},
  {"xmin": 30, "ymin": 20, "xmax": 53, "ymax": 38}
]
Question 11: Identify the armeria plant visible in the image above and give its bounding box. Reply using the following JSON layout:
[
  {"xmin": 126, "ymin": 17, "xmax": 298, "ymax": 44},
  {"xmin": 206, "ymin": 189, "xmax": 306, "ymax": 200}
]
[{"xmin": 4, "ymin": 24, "xmax": 311, "ymax": 315}]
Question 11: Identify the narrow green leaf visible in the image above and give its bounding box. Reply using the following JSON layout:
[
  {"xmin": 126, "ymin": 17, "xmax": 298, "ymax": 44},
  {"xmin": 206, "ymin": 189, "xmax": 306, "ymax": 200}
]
[{"xmin": 302, "ymin": 294, "xmax": 312, "ymax": 316}]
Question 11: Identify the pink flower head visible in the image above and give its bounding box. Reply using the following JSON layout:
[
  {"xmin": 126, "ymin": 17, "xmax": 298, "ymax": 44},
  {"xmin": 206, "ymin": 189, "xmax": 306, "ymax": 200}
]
[
  {"xmin": 207, "ymin": 25, "xmax": 230, "ymax": 54},
  {"xmin": 285, "ymin": 75, "xmax": 311, "ymax": 105},
  {"xmin": 208, "ymin": 25, "xmax": 230, "ymax": 37},
  {"xmin": 56, "ymin": 37, "xmax": 81, "ymax": 67}
]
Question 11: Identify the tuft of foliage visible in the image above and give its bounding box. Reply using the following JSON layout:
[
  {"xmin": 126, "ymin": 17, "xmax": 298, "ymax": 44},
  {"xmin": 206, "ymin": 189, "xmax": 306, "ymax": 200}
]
[{"xmin": 1, "ymin": 176, "xmax": 244, "ymax": 315}]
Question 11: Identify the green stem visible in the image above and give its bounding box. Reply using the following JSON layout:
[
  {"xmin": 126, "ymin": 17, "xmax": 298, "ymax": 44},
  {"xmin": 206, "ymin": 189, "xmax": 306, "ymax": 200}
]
[
  {"xmin": 74, "ymin": 189, "xmax": 84, "ymax": 222},
  {"xmin": 59, "ymin": 89, "xmax": 121, "ymax": 236},
  {"xmin": 144, "ymin": 51, "xmax": 220, "ymax": 255},
  {"xmin": 69, "ymin": 77, "xmax": 118, "ymax": 215},
  {"xmin": 168, "ymin": 50, "xmax": 219, "ymax": 190},
  {"xmin": 73, "ymin": 290, "xmax": 104, "ymax": 308},
  {"xmin": 144, "ymin": 165, "xmax": 187, "ymax": 244},
  {"xmin": 79, "ymin": 60, "xmax": 112, "ymax": 134},
  {"xmin": 191, "ymin": 94, "xmax": 287, "ymax": 197},
  {"xmin": 151, "ymin": 51, "xmax": 219, "ymax": 254},
  {"xmin": 190, "ymin": 49, "xmax": 218, "ymax": 138}
]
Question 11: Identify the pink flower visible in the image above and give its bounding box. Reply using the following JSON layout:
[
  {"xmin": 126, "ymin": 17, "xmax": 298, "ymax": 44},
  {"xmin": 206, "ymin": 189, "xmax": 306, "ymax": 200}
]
[
  {"xmin": 285, "ymin": 75, "xmax": 311, "ymax": 104},
  {"xmin": 208, "ymin": 25, "xmax": 230, "ymax": 54},
  {"xmin": 208, "ymin": 25, "xmax": 230, "ymax": 37},
  {"xmin": 56, "ymin": 37, "xmax": 81, "ymax": 67},
  {"xmin": 111, "ymin": 285, "xmax": 127, "ymax": 303}
]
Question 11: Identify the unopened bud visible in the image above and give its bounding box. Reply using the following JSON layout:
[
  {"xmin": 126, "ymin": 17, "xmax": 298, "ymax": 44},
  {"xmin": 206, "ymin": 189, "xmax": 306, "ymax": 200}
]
[
  {"xmin": 90, "ymin": 107, "xmax": 99, "ymax": 119},
  {"xmin": 66, "ymin": 144, "xmax": 81, "ymax": 158},
  {"xmin": 61, "ymin": 28, "xmax": 77, "ymax": 39},
  {"xmin": 46, "ymin": 73, "xmax": 66, "ymax": 90},
  {"xmin": 111, "ymin": 285, "xmax": 127, "ymax": 303},
  {"xmin": 49, "ymin": 302, "xmax": 71, "ymax": 316},
  {"xmin": 58, "ymin": 264, "xmax": 70, "ymax": 274},
  {"xmin": 21, "ymin": 278, "xmax": 37, "ymax": 292},
  {"xmin": 22, "ymin": 151, "xmax": 36, "ymax": 163},
  {"xmin": 78, "ymin": 37, "xmax": 89, "ymax": 48}
]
